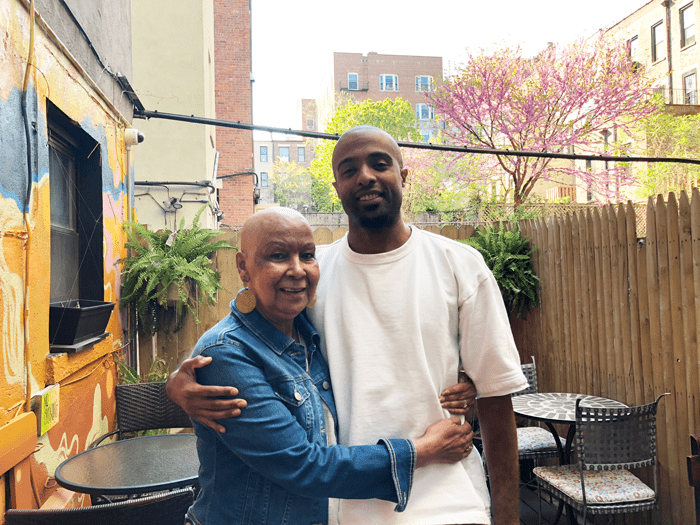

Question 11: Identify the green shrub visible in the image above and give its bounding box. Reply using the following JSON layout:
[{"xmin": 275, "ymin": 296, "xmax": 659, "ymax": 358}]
[
  {"xmin": 119, "ymin": 206, "xmax": 234, "ymax": 334},
  {"xmin": 460, "ymin": 223, "xmax": 539, "ymax": 318}
]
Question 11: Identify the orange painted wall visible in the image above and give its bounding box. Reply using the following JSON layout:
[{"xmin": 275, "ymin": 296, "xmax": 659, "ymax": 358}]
[{"xmin": 0, "ymin": 0, "xmax": 130, "ymax": 512}]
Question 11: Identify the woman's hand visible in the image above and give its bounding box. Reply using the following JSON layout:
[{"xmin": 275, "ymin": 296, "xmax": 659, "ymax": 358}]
[
  {"xmin": 414, "ymin": 417, "xmax": 475, "ymax": 468},
  {"xmin": 439, "ymin": 371, "xmax": 477, "ymax": 417},
  {"xmin": 166, "ymin": 356, "xmax": 248, "ymax": 433}
]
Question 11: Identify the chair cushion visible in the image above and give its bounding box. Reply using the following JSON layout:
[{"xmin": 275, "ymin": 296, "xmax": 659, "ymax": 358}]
[
  {"xmin": 517, "ymin": 426, "xmax": 561, "ymax": 452},
  {"xmin": 533, "ymin": 464, "xmax": 656, "ymax": 504}
]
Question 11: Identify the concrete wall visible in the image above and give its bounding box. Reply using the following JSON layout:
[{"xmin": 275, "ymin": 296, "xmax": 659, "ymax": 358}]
[{"xmin": 1, "ymin": 0, "xmax": 130, "ymax": 509}]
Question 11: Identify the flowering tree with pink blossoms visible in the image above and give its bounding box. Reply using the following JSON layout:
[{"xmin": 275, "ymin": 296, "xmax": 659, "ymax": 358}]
[{"xmin": 428, "ymin": 36, "xmax": 659, "ymax": 205}]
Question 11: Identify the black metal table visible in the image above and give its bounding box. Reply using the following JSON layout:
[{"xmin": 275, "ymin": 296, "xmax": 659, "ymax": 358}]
[
  {"xmin": 55, "ymin": 433, "xmax": 199, "ymax": 496},
  {"xmin": 512, "ymin": 393, "xmax": 627, "ymax": 525}
]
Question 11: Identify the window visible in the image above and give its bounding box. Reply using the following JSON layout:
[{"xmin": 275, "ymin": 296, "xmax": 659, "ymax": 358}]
[
  {"xmin": 684, "ymin": 71, "xmax": 697, "ymax": 104},
  {"xmin": 348, "ymin": 73, "xmax": 358, "ymax": 90},
  {"xmin": 279, "ymin": 146, "xmax": 290, "ymax": 162},
  {"xmin": 380, "ymin": 74, "xmax": 399, "ymax": 91},
  {"xmin": 260, "ymin": 145, "xmax": 268, "ymax": 162},
  {"xmin": 681, "ymin": 3, "xmax": 695, "ymax": 48},
  {"xmin": 306, "ymin": 116, "xmax": 315, "ymax": 129},
  {"xmin": 421, "ymin": 131, "xmax": 433, "ymax": 143},
  {"xmin": 48, "ymin": 101, "xmax": 103, "ymax": 303},
  {"xmin": 416, "ymin": 103, "xmax": 434, "ymax": 120},
  {"xmin": 415, "ymin": 75, "xmax": 433, "ymax": 92},
  {"xmin": 298, "ymin": 147, "xmax": 305, "ymax": 163},
  {"xmin": 628, "ymin": 35, "xmax": 639, "ymax": 61},
  {"xmin": 651, "ymin": 21, "xmax": 665, "ymax": 62},
  {"xmin": 260, "ymin": 172, "xmax": 268, "ymax": 187}
]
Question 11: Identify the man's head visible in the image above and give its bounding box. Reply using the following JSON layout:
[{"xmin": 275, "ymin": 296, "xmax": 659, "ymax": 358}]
[
  {"xmin": 331, "ymin": 126, "xmax": 408, "ymax": 230},
  {"xmin": 236, "ymin": 208, "xmax": 319, "ymax": 334}
]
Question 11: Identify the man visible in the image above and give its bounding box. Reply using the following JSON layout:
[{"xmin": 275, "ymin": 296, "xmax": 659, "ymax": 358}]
[{"xmin": 168, "ymin": 126, "xmax": 526, "ymax": 524}]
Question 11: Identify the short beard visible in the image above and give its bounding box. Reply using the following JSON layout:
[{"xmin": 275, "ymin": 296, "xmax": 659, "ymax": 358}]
[{"xmin": 358, "ymin": 212, "xmax": 398, "ymax": 229}]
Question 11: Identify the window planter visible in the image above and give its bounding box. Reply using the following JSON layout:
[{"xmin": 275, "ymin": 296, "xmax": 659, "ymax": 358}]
[{"xmin": 49, "ymin": 300, "xmax": 116, "ymax": 351}]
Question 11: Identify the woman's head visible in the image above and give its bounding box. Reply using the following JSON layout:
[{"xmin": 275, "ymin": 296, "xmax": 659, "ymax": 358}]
[{"xmin": 236, "ymin": 208, "xmax": 319, "ymax": 335}]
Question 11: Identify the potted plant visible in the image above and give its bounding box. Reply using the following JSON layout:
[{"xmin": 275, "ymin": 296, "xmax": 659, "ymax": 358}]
[
  {"xmin": 119, "ymin": 206, "xmax": 234, "ymax": 334},
  {"xmin": 460, "ymin": 222, "xmax": 539, "ymax": 319}
]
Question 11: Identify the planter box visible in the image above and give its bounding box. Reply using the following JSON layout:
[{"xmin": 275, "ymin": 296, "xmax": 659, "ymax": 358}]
[{"xmin": 49, "ymin": 300, "xmax": 116, "ymax": 346}]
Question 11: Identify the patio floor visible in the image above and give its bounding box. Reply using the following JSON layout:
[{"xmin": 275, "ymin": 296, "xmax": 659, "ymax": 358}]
[{"xmin": 519, "ymin": 483, "xmax": 560, "ymax": 525}]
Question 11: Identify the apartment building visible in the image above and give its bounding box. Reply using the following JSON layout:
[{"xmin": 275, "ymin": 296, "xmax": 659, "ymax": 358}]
[
  {"xmin": 311, "ymin": 52, "xmax": 443, "ymax": 141},
  {"xmin": 254, "ymin": 135, "xmax": 313, "ymax": 204},
  {"xmin": 606, "ymin": 0, "xmax": 697, "ymax": 106}
]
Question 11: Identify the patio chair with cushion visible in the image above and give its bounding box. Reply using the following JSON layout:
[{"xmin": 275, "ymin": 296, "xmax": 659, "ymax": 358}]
[
  {"xmin": 4, "ymin": 486, "xmax": 195, "ymax": 525},
  {"xmin": 533, "ymin": 393, "xmax": 668, "ymax": 525},
  {"xmin": 474, "ymin": 356, "xmax": 563, "ymax": 488},
  {"xmin": 91, "ymin": 381, "xmax": 192, "ymax": 447}
]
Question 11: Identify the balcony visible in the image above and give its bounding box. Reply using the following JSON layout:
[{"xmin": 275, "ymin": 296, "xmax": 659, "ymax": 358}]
[
  {"xmin": 338, "ymin": 80, "xmax": 369, "ymax": 92},
  {"xmin": 654, "ymin": 87, "xmax": 698, "ymax": 105}
]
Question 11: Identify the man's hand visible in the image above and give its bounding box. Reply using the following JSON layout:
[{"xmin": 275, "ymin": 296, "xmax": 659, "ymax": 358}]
[
  {"xmin": 166, "ymin": 356, "xmax": 247, "ymax": 433},
  {"xmin": 439, "ymin": 371, "xmax": 477, "ymax": 416}
]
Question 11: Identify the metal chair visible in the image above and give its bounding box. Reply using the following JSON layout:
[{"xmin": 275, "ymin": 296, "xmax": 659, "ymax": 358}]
[
  {"xmin": 534, "ymin": 393, "xmax": 668, "ymax": 525},
  {"xmin": 514, "ymin": 357, "xmax": 563, "ymax": 486},
  {"xmin": 473, "ymin": 357, "xmax": 562, "ymax": 489},
  {"xmin": 92, "ymin": 382, "xmax": 192, "ymax": 447},
  {"xmin": 4, "ymin": 486, "xmax": 194, "ymax": 525}
]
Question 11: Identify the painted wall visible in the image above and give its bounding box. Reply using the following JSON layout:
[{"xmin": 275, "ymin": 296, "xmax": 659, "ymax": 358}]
[
  {"xmin": 131, "ymin": 0, "xmax": 220, "ymax": 232},
  {"xmin": 1, "ymin": 0, "xmax": 131, "ymax": 511}
]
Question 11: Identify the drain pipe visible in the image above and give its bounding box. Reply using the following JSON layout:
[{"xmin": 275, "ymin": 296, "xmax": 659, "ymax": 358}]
[{"xmin": 663, "ymin": 0, "xmax": 674, "ymax": 102}]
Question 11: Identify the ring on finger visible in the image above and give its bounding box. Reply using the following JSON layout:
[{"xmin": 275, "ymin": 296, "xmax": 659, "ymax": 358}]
[{"xmin": 465, "ymin": 443, "xmax": 473, "ymax": 456}]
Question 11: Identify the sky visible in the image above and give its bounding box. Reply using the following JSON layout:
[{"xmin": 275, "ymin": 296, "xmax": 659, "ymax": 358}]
[{"xmin": 250, "ymin": 0, "xmax": 650, "ymax": 135}]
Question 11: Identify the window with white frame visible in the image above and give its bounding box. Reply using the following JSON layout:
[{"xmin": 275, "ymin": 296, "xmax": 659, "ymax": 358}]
[
  {"xmin": 415, "ymin": 75, "xmax": 433, "ymax": 92},
  {"xmin": 306, "ymin": 116, "xmax": 315, "ymax": 129},
  {"xmin": 260, "ymin": 145, "xmax": 268, "ymax": 162},
  {"xmin": 421, "ymin": 131, "xmax": 433, "ymax": 142},
  {"xmin": 261, "ymin": 172, "xmax": 268, "ymax": 187},
  {"xmin": 628, "ymin": 35, "xmax": 639, "ymax": 61},
  {"xmin": 681, "ymin": 3, "xmax": 695, "ymax": 48},
  {"xmin": 380, "ymin": 74, "xmax": 399, "ymax": 91},
  {"xmin": 279, "ymin": 146, "xmax": 290, "ymax": 162},
  {"xmin": 416, "ymin": 103, "xmax": 434, "ymax": 120},
  {"xmin": 298, "ymin": 146, "xmax": 305, "ymax": 163},
  {"xmin": 348, "ymin": 73, "xmax": 358, "ymax": 90},
  {"xmin": 683, "ymin": 71, "xmax": 697, "ymax": 104},
  {"xmin": 651, "ymin": 21, "xmax": 665, "ymax": 62}
]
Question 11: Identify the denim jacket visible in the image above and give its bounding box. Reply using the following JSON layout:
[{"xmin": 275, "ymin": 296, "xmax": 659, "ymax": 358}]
[{"xmin": 186, "ymin": 296, "xmax": 415, "ymax": 525}]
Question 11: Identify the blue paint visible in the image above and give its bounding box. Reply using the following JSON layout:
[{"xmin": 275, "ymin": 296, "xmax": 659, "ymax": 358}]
[{"xmin": 0, "ymin": 86, "xmax": 45, "ymax": 212}]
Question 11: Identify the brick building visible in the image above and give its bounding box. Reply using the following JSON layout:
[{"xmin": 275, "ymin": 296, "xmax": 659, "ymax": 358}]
[
  {"xmin": 310, "ymin": 52, "xmax": 444, "ymax": 141},
  {"xmin": 214, "ymin": 0, "xmax": 255, "ymax": 228},
  {"xmin": 605, "ymin": 0, "xmax": 697, "ymax": 106},
  {"xmin": 254, "ymin": 134, "xmax": 314, "ymax": 204}
]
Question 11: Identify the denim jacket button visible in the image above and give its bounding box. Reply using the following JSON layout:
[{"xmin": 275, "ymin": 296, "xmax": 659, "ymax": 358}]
[
  {"xmin": 322, "ymin": 381, "xmax": 330, "ymax": 390},
  {"xmin": 294, "ymin": 391, "xmax": 302, "ymax": 401}
]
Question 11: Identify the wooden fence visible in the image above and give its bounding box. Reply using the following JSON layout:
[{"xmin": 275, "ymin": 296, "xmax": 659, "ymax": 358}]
[{"xmin": 139, "ymin": 190, "xmax": 699, "ymax": 524}]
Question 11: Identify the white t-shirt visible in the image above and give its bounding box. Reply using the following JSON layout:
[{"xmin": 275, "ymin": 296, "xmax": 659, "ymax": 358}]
[{"xmin": 310, "ymin": 227, "xmax": 528, "ymax": 525}]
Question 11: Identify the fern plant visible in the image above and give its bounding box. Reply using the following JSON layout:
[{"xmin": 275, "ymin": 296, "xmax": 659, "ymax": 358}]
[
  {"xmin": 460, "ymin": 223, "xmax": 539, "ymax": 318},
  {"xmin": 119, "ymin": 206, "xmax": 234, "ymax": 334}
]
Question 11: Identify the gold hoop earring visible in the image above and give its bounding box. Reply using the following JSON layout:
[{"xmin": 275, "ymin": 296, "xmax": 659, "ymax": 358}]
[
  {"xmin": 307, "ymin": 294, "xmax": 317, "ymax": 308},
  {"xmin": 236, "ymin": 288, "xmax": 256, "ymax": 314}
]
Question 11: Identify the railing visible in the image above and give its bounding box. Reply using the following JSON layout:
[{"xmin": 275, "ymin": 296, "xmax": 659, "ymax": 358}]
[
  {"xmin": 338, "ymin": 80, "xmax": 369, "ymax": 92},
  {"xmin": 654, "ymin": 87, "xmax": 698, "ymax": 105}
]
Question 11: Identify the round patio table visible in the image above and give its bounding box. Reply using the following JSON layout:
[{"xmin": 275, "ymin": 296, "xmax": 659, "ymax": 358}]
[{"xmin": 55, "ymin": 433, "xmax": 199, "ymax": 497}]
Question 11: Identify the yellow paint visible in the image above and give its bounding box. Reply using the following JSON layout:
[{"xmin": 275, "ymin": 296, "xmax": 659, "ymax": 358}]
[{"xmin": 1, "ymin": 0, "xmax": 130, "ymax": 508}]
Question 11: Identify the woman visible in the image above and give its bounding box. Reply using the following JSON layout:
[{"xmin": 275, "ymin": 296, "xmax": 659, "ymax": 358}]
[{"xmin": 185, "ymin": 208, "xmax": 473, "ymax": 525}]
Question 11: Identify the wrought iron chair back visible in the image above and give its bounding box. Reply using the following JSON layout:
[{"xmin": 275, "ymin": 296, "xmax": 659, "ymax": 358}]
[
  {"xmin": 514, "ymin": 355, "xmax": 538, "ymax": 396},
  {"xmin": 91, "ymin": 382, "xmax": 192, "ymax": 447},
  {"xmin": 4, "ymin": 486, "xmax": 194, "ymax": 525}
]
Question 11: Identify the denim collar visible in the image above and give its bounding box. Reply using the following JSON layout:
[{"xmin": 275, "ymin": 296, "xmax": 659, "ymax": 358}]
[{"xmin": 229, "ymin": 291, "xmax": 321, "ymax": 357}]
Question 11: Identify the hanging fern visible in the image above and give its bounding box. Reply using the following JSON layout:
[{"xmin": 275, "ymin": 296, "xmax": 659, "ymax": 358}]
[
  {"xmin": 119, "ymin": 206, "xmax": 234, "ymax": 334},
  {"xmin": 461, "ymin": 223, "xmax": 539, "ymax": 319}
]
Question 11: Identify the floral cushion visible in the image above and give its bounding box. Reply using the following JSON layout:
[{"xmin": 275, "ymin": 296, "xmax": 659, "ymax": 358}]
[
  {"xmin": 533, "ymin": 465, "xmax": 655, "ymax": 504},
  {"xmin": 517, "ymin": 426, "xmax": 562, "ymax": 452}
]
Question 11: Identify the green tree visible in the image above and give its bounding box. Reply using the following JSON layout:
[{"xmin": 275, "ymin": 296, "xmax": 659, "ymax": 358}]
[
  {"xmin": 309, "ymin": 98, "xmax": 422, "ymax": 212},
  {"xmin": 269, "ymin": 160, "xmax": 312, "ymax": 210},
  {"xmin": 634, "ymin": 104, "xmax": 700, "ymax": 199}
]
